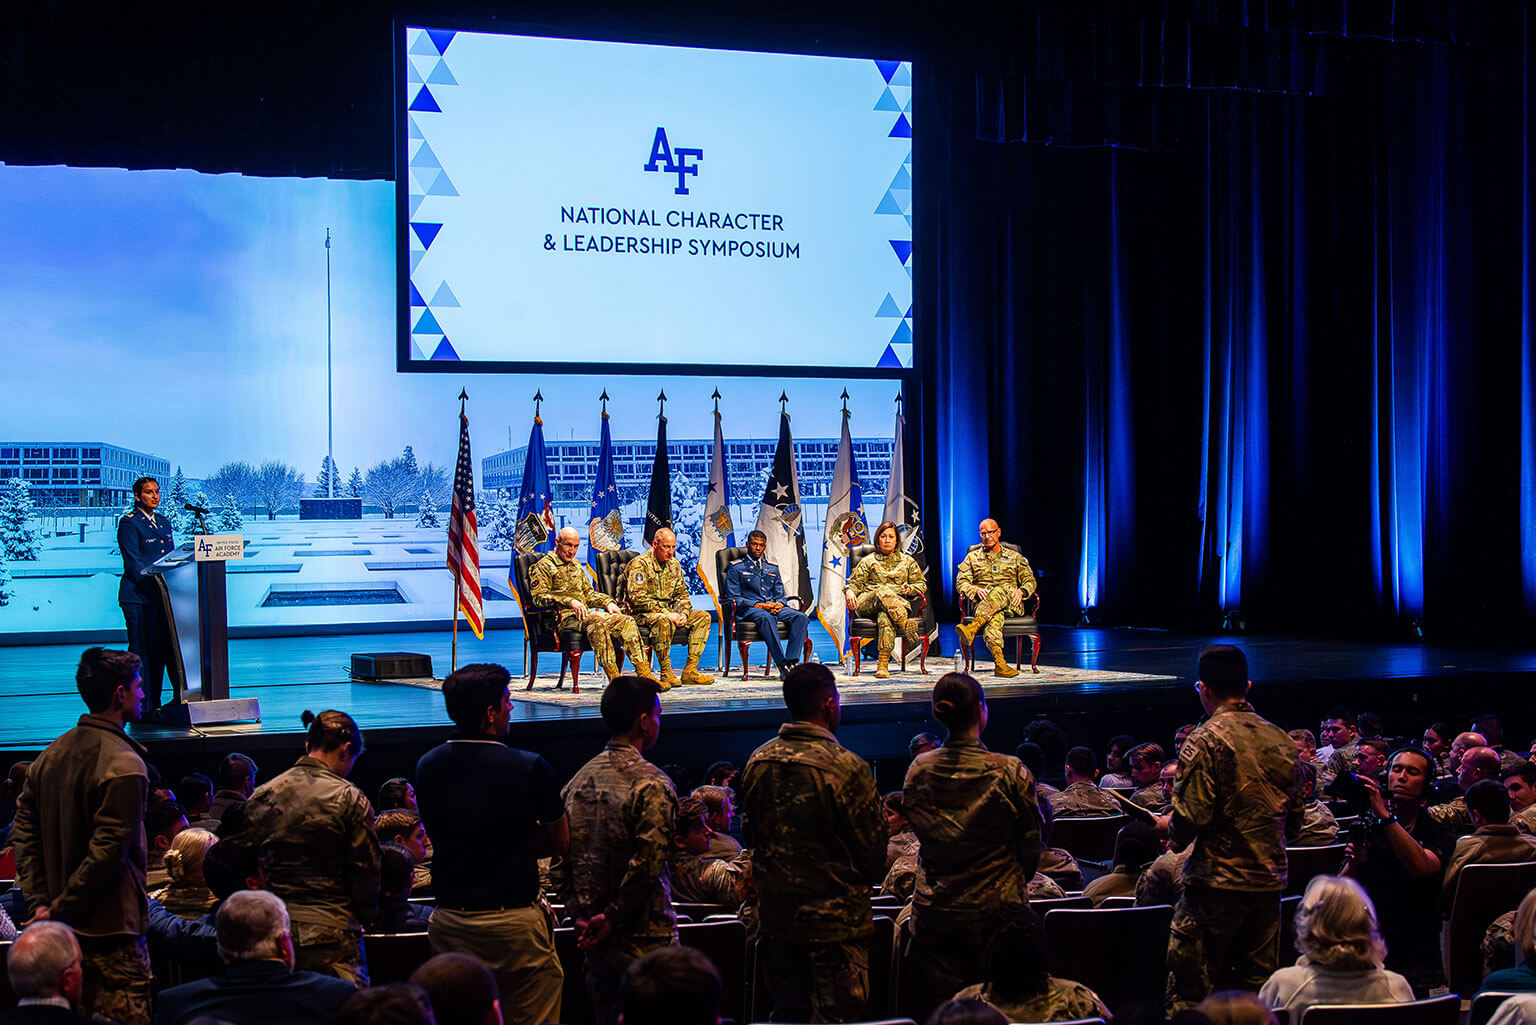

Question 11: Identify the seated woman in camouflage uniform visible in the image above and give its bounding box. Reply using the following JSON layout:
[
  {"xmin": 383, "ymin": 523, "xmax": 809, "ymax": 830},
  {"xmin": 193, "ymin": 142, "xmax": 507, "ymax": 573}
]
[{"xmin": 843, "ymin": 520, "xmax": 925, "ymax": 679}]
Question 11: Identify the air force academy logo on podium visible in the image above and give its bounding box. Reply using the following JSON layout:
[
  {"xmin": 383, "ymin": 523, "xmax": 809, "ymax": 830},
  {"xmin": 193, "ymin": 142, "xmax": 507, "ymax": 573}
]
[{"xmin": 644, "ymin": 127, "xmax": 703, "ymax": 195}]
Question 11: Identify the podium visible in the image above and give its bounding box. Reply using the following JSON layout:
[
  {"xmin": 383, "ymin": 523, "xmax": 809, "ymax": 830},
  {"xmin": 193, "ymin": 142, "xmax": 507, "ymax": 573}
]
[{"xmin": 147, "ymin": 535, "xmax": 260, "ymax": 725}]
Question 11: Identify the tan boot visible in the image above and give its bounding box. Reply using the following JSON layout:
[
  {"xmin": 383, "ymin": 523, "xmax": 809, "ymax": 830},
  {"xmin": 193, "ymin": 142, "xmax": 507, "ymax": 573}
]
[
  {"xmin": 601, "ymin": 660, "xmax": 621, "ymax": 682},
  {"xmin": 903, "ymin": 619, "xmax": 924, "ymax": 646},
  {"xmin": 956, "ymin": 619, "xmax": 979, "ymax": 645},
  {"xmin": 680, "ymin": 655, "xmax": 714, "ymax": 686},
  {"xmin": 988, "ymin": 639, "xmax": 1019, "ymax": 678},
  {"xmin": 875, "ymin": 654, "xmax": 891, "ymax": 679},
  {"xmin": 626, "ymin": 643, "xmax": 656, "ymax": 680},
  {"xmin": 656, "ymin": 653, "xmax": 682, "ymax": 690}
]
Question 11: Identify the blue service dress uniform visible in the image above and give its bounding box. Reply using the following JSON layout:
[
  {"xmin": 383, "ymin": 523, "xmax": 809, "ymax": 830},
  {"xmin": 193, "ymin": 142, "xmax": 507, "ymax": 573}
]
[
  {"xmin": 118, "ymin": 507, "xmax": 176, "ymax": 709},
  {"xmin": 725, "ymin": 555, "xmax": 810, "ymax": 671}
]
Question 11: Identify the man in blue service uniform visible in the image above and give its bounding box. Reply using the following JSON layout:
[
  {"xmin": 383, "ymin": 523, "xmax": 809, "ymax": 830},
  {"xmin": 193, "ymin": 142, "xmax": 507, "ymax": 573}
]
[
  {"xmin": 725, "ymin": 529, "xmax": 809, "ymax": 680},
  {"xmin": 117, "ymin": 476, "xmax": 176, "ymax": 717}
]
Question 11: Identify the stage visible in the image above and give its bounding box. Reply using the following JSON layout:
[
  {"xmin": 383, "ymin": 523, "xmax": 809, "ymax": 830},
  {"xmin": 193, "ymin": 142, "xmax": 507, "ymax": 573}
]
[{"xmin": 3, "ymin": 625, "xmax": 1533, "ymax": 795}]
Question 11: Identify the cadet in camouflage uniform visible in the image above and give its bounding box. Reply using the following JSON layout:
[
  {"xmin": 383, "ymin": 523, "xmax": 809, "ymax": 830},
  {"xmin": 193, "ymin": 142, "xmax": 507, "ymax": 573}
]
[
  {"xmin": 1164, "ymin": 645, "xmax": 1302, "ymax": 1013},
  {"xmin": 737, "ymin": 662, "xmax": 887, "ymax": 1023},
  {"xmin": 900, "ymin": 673, "xmax": 1045, "ymax": 1022},
  {"xmin": 244, "ymin": 709, "xmax": 380, "ymax": 987},
  {"xmin": 562, "ymin": 675, "xmax": 678, "ymax": 1025},
  {"xmin": 624, "ymin": 528, "xmax": 714, "ymax": 689},
  {"xmin": 844, "ymin": 520, "xmax": 926, "ymax": 679},
  {"xmin": 531, "ymin": 528, "xmax": 652, "ymax": 683},
  {"xmin": 955, "ymin": 519, "xmax": 1036, "ymax": 679},
  {"xmin": 668, "ymin": 797, "xmax": 747, "ymax": 906}
]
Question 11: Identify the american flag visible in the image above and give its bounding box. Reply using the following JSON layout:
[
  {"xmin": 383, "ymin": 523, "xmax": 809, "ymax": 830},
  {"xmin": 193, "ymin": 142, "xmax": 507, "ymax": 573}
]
[{"xmin": 447, "ymin": 404, "xmax": 483, "ymax": 638}]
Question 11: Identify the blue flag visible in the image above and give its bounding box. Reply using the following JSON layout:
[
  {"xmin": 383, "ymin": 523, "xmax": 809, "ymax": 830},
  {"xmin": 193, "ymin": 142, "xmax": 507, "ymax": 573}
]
[
  {"xmin": 587, "ymin": 409, "xmax": 624, "ymax": 569},
  {"xmin": 512, "ymin": 414, "xmax": 555, "ymax": 556}
]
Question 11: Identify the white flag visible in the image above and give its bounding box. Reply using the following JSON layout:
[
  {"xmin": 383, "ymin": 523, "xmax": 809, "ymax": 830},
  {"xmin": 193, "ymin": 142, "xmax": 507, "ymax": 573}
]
[
  {"xmin": 884, "ymin": 403, "xmax": 936, "ymax": 643},
  {"xmin": 817, "ymin": 406, "xmax": 868, "ymax": 655}
]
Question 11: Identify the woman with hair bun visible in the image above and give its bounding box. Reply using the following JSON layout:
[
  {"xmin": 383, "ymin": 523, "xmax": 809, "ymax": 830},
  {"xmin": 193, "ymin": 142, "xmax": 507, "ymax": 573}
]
[
  {"xmin": 245, "ymin": 709, "xmax": 381, "ymax": 986},
  {"xmin": 843, "ymin": 520, "xmax": 926, "ymax": 679},
  {"xmin": 899, "ymin": 672, "xmax": 1047, "ymax": 1022},
  {"xmin": 151, "ymin": 826, "xmax": 218, "ymax": 918},
  {"xmin": 1258, "ymin": 874, "xmax": 1413, "ymax": 1018}
]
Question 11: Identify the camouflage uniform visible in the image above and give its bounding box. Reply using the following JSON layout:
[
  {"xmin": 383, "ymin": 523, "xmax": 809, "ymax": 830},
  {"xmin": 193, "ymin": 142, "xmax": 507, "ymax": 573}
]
[
  {"xmin": 1427, "ymin": 795, "xmax": 1474, "ymax": 835},
  {"xmin": 244, "ymin": 755, "xmax": 381, "ymax": 987},
  {"xmin": 1046, "ymin": 780, "xmax": 1120, "ymax": 818},
  {"xmin": 529, "ymin": 550, "xmax": 645, "ymax": 676},
  {"xmin": 562, "ymin": 740, "xmax": 678, "ymax": 1025},
  {"xmin": 1516, "ymin": 804, "xmax": 1536, "ymax": 835},
  {"xmin": 955, "ymin": 979, "xmax": 1110, "ymax": 1023},
  {"xmin": 1164, "ymin": 700, "xmax": 1302, "ymax": 1012},
  {"xmin": 1137, "ymin": 845, "xmax": 1193, "ymax": 907},
  {"xmin": 1131, "ymin": 781, "xmax": 1172, "ymax": 813},
  {"xmin": 955, "ymin": 546, "xmax": 1036, "ymax": 648},
  {"xmin": 739, "ymin": 721, "xmax": 887, "ymax": 1023},
  {"xmin": 1295, "ymin": 800, "xmax": 1340, "ymax": 846},
  {"xmin": 624, "ymin": 551, "xmax": 713, "ymax": 684},
  {"xmin": 668, "ymin": 849, "xmax": 746, "ymax": 906},
  {"xmin": 846, "ymin": 551, "xmax": 926, "ymax": 656},
  {"xmin": 900, "ymin": 738, "xmax": 1045, "ymax": 1021}
]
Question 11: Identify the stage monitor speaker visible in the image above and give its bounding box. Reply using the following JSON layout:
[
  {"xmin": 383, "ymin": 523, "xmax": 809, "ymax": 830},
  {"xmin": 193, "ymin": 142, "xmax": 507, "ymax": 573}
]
[{"xmin": 351, "ymin": 651, "xmax": 434, "ymax": 680}]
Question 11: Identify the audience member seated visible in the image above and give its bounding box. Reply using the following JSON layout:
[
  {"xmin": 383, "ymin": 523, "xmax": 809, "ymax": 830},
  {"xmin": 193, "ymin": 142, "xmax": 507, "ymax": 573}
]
[
  {"xmin": 375, "ymin": 844, "xmax": 433, "ymax": 934},
  {"xmin": 147, "ymin": 832, "xmax": 268, "ymax": 982},
  {"xmin": 1422, "ymin": 723, "xmax": 1455, "ymax": 775},
  {"xmin": 409, "ymin": 953, "xmax": 501, "ymax": 1025},
  {"xmin": 376, "ymin": 809, "xmax": 432, "ymax": 896},
  {"xmin": 1481, "ymin": 888, "xmax": 1536, "ymax": 995},
  {"xmin": 1355, "ymin": 738, "xmax": 1390, "ymax": 785},
  {"xmin": 1343, "ymin": 746, "xmax": 1453, "ymax": 992},
  {"xmin": 1016, "ymin": 741, "xmax": 1059, "ymax": 804},
  {"xmin": 1318, "ymin": 709, "xmax": 1362, "ymax": 788},
  {"xmin": 1083, "ymin": 821, "xmax": 1161, "ymax": 905},
  {"xmin": 1507, "ymin": 761, "xmax": 1536, "ymax": 834},
  {"xmin": 925, "ymin": 998, "xmax": 1008, "ymax": 1025},
  {"xmin": 1127, "ymin": 743, "xmax": 1170, "ymax": 811},
  {"xmin": 210, "ymin": 753, "xmax": 258, "ymax": 825},
  {"xmin": 619, "ymin": 946, "xmax": 722, "ymax": 1025},
  {"xmin": 702, "ymin": 760, "xmax": 739, "ymax": 790},
  {"xmin": 1293, "ymin": 762, "xmax": 1340, "ymax": 846},
  {"xmin": 377, "ymin": 777, "xmax": 418, "ymax": 812},
  {"xmin": 1448, "ymin": 731, "xmax": 1490, "ymax": 781},
  {"xmin": 1431, "ymin": 745, "xmax": 1504, "ymax": 835},
  {"xmin": 334, "ymin": 983, "xmax": 437, "ymax": 1025},
  {"xmin": 1024, "ymin": 719, "xmax": 1069, "ymax": 789},
  {"xmin": 1473, "ymin": 714, "xmax": 1526, "ymax": 772},
  {"xmin": 180, "ymin": 773, "xmax": 218, "ymax": 831},
  {"xmin": 217, "ymin": 800, "xmax": 249, "ymax": 838},
  {"xmin": 910, "ymin": 732, "xmax": 942, "ymax": 760},
  {"xmin": 952, "ymin": 910, "xmax": 1110, "ymax": 1023},
  {"xmin": 152, "ymin": 827, "xmax": 219, "ymax": 918},
  {"xmin": 668, "ymin": 797, "xmax": 744, "ymax": 906},
  {"xmin": 1198, "ymin": 990, "xmax": 1282, "ymax": 1025},
  {"xmin": 1439, "ymin": 780, "xmax": 1536, "ymax": 915},
  {"xmin": 689, "ymin": 785, "xmax": 742, "ymax": 861},
  {"xmin": 156, "ymin": 890, "xmax": 358, "ymax": 1025},
  {"xmin": 145, "ymin": 799, "xmax": 190, "ymax": 891},
  {"xmin": 1257, "ymin": 874, "xmax": 1412, "ymax": 1018},
  {"xmin": 1137, "ymin": 842, "xmax": 1192, "ymax": 907},
  {"xmin": 1486, "ymin": 994, "xmax": 1536, "ymax": 1025},
  {"xmin": 1100, "ymin": 734, "xmax": 1138, "ymax": 788},
  {"xmin": 1049, "ymin": 746, "xmax": 1120, "ymax": 817},
  {"xmin": 0, "ymin": 921, "xmax": 97, "ymax": 1025},
  {"xmin": 1290, "ymin": 729, "xmax": 1320, "ymax": 768},
  {"xmin": 883, "ymin": 791, "xmax": 920, "ymax": 870}
]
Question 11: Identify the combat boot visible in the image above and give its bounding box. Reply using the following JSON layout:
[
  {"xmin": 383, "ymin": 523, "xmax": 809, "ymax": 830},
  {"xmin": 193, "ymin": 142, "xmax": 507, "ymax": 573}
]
[
  {"xmin": 656, "ymin": 653, "xmax": 682, "ymax": 690},
  {"xmin": 626, "ymin": 642, "xmax": 657, "ymax": 682},
  {"xmin": 956, "ymin": 619, "xmax": 980, "ymax": 645},
  {"xmin": 903, "ymin": 619, "xmax": 924, "ymax": 646},
  {"xmin": 875, "ymin": 653, "xmax": 891, "ymax": 679},
  {"xmin": 601, "ymin": 659, "xmax": 622, "ymax": 682},
  {"xmin": 680, "ymin": 654, "xmax": 714, "ymax": 686},
  {"xmin": 988, "ymin": 638, "xmax": 1020, "ymax": 678}
]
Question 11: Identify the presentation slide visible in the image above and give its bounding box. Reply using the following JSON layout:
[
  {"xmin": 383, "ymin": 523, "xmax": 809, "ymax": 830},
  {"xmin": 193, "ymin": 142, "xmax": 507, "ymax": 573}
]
[{"xmin": 401, "ymin": 27, "xmax": 914, "ymax": 374}]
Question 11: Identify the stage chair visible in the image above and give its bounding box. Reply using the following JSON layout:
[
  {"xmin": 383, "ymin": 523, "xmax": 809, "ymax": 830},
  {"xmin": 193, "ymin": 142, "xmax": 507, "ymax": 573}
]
[
  {"xmin": 1298, "ymin": 995, "xmax": 1459, "ymax": 1025},
  {"xmin": 957, "ymin": 541, "xmax": 1042, "ymax": 674},
  {"xmin": 1047, "ymin": 815, "xmax": 1126, "ymax": 864},
  {"xmin": 1443, "ymin": 860, "xmax": 1536, "ymax": 997},
  {"xmin": 715, "ymin": 546, "xmax": 812, "ymax": 679},
  {"xmin": 362, "ymin": 931, "xmax": 432, "ymax": 985},
  {"xmin": 598, "ymin": 548, "xmax": 694, "ymax": 673},
  {"xmin": 1284, "ymin": 844, "xmax": 1348, "ymax": 896},
  {"xmin": 1042, "ymin": 903, "xmax": 1175, "ymax": 1011},
  {"xmin": 1470, "ymin": 992, "xmax": 1519, "ymax": 1025},
  {"xmin": 845, "ymin": 543, "xmax": 931, "ymax": 676},
  {"xmin": 513, "ymin": 551, "xmax": 595, "ymax": 694},
  {"xmin": 680, "ymin": 919, "xmax": 748, "ymax": 1025}
]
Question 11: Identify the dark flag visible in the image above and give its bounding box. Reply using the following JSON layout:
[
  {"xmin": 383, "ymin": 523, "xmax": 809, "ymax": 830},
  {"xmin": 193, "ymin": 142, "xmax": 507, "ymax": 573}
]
[
  {"xmin": 644, "ymin": 397, "xmax": 672, "ymax": 543},
  {"xmin": 753, "ymin": 407, "xmax": 812, "ymax": 602},
  {"xmin": 587, "ymin": 398, "xmax": 624, "ymax": 570},
  {"xmin": 512, "ymin": 407, "xmax": 555, "ymax": 556}
]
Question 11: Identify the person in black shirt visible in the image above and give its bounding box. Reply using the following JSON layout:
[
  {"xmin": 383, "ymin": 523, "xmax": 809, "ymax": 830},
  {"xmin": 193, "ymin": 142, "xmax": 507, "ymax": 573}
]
[{"xmin": 416, "ymin": 663, "xmax": 569, "ymax": 1025}]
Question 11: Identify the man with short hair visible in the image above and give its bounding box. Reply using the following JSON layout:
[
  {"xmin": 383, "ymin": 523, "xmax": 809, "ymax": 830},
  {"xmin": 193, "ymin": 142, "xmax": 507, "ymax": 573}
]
[
  {"xmin": 0, "ymin": 921, "xmax": 95, "ymax": 1025},
  {"xmin": 416, "ymin": 663, "xmax": 567, "ymax": 1025},
  {"xmin": 1163, "ymin": 645, "xmax": 1302, "ymax": 1013},
  {"xmin": 625, "ymin": 527, "xmax": 714, "ymax": 688},
  {"xmin": 180, "ymin": 773, "xmax": 217, "ymax": 831},
  {"xmin": 725, "ymin": 528, "xmax": 810, "ymax": 679},
  {"xmin": 737, "ymin": 662, "xmax": 887, "ymax": 1023},
  {"xmin": 1439, "ymin": 780, "xmax": 1536, "ymax": 915},
  {"xmin": 210, "ymin": 753, "xmax": 258, "ymax": 824},
  {"xmin": 1128, "ymin": 743, "xmax": 1170, "ymax": 811},
  {"xmin": 1430, "ymin": 745, "xmax": 1503, "ymax": 835},
  {"xmin": 1292, "ymin": 761, "xmax": 1339, "ymax": 846},
  {"xmin": 1355, "ymin": 738, "xmax": 1390, "ymax": 785},
  {"xmin": 955, "ymin": 519, "xmax": 1036, "ymax": 679},
  {"xmin": 1317, "ymin": 710, "xmax": 1360, "ymax": 789},
  {"xmin": 531, "ymin": 527, "xmax": 650, "ymax": 684},
  {"xmin": 688, "ymin": 785, "xmax": 742, "ymax": 861},
  {"xmin": 562, "ymin": 675, "xmax": 677, "ymax": 1025},
  {"xmin": 1047, "ymin": 747, "xmax": 1119, "ymax": 817},
  {"xmin": 410, "ymin": 952, "xmax": 503, "ymax": 1025},
  {"xmin": 12, "ymin": 647, "xmax": 152, "ymax": 1025},
  {"xmin": 1505, "ymin": 762, "xmax": 1536, "ymax": 834},
  {"xmin": 667, "ymin": 798, "xmax": 744, "ymax": 906},
  {"xmin": 1447, "ymin": 731, "xmax": 1488, "ymax": 777},
  {"xmin": 156, "ymin": 890, "xmax": 356, "ymax": 1025},
  {"xmin": 144, "ymin": 800, "xmax": 189, "ymax": 891},
  {"xmin": 620, "ymin": 946, "xmax": 722, "ymax": 1025}
]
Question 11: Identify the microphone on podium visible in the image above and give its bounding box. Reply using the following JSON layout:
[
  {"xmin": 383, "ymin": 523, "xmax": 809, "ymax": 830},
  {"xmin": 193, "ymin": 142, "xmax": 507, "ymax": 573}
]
[{"xmin": 184, "ymin": 502, "xmax": 211, "ymax": 515}]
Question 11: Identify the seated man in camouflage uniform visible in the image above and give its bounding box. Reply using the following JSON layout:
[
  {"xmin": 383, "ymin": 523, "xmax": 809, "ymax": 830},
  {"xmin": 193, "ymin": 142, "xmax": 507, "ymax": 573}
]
[
  {"xmin": 667, "ymin": 797, "xmax": 746, "ymax": 907},
  {"xmin": 624, "ymin": 528, "xmax": 713, "ymax": 689},
  {"xmin": 531, "ymin": 528, "xmax": 651, "ymax": 683},
  {"xmin": 955, "ymin": 519, "xmax": 1036, "ymax": 679}
]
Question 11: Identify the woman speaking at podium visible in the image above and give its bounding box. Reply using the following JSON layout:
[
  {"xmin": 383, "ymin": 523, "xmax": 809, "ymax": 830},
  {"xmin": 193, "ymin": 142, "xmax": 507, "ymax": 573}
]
[{"xmin": 118, "ymin": 475, "xmax": 175, "ymax": 719}]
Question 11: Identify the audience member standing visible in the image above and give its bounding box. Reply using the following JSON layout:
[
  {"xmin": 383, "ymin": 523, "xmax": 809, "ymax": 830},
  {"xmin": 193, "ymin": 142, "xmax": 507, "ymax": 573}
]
[
  {"xmin": 900, "ymin": 672, "xmax": 1043, "ymax": 1021},
  {"xmin": 12, "ymin": 647, "xmax": 152, "ymax": 1025},
  {"xmin": 245, "ymin": 710, "xmax": 380, "ymax": 986},
  {"xmin": 1164, "ymin": 644, "xmax": 1302, "ymax": 1013},
  {"xmin": 738, "ymin": 662, "xmax": 887, "ymax": 1023},
  {"xmin": 0, "ymin": 921, "xmax": 99, "ymax": 1025},
  {"xmin": 562, "ymin": 675, "xmax": 677, "ymax": 1025},
  {"xmin": 415, "ymin": 663, "xmax": 567, "ymax": 1025}
]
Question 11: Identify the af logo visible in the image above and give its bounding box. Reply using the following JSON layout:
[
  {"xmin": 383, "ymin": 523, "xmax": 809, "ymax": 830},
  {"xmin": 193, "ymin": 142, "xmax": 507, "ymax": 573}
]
[{"xmin": 643, "ymin": 127, "xmax": 703, "ymax": 195}]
